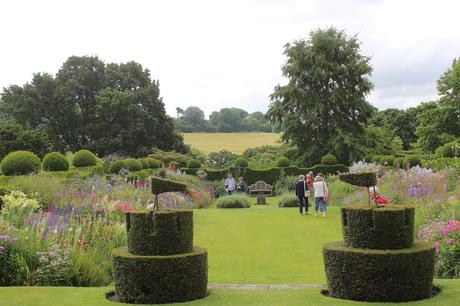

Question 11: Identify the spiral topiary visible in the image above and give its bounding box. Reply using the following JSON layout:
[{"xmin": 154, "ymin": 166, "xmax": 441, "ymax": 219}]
[
  {"xmin": 124, "ymin": 158, "xmax": 142, "ymax": 172},
  {"xmin": 110, "ymin": 160, "xmax": 128, "ymax": 174},
  {"xmin": 321, "ymin": 154, "xmax": 338, "ymax": 165},
  {"xmin": 276, "ymin": 157, "xmax": 290, "ymax": 167},
  {"xmin": 187, "ymin": 159, "xmax": 201, "ymax": 169},
  {"xmin": 234, "ymin": 157, "xmax": 249, "ymax": 168},
  {"xmin": 42, "ymin": 152, "xmax": 70, "ymax": 172},
  {"xmin": 1, "ymin": 151, "xmax": 41, "ymax": 176},
  {"xmin": 72, "ymin": 150, "xmax": 97, "ymax": 167}
]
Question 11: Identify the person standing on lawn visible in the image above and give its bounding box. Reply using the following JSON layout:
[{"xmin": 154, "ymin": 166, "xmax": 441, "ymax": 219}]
[
  {"xmin": 295, "ymin": 175, "xmax": 309, "ymax": 215},
  {"xmin": 224, "ymin": 173, "xmax": 236, "ymax": 195},
  {"xmin": 313, "ymin": 174, "xmax": 329, "ymax": 217}
]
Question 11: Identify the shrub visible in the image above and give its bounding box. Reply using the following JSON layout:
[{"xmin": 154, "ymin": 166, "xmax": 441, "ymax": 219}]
[
  {"xmin": 278, "ymin": 192, "xmax": 298, "ymax": 207},
  {"xmin": 321, "ymin": 154, "xmax": 338, "ymax": 165},
  {"xmin": 364, "ymin": 154, "xmax": 374, "ymax": 163},
  {"xmin": 405, "ymin": 155, "xmax": 421, "ymax": 168},
  {"xmin": 109, "ymin": 160, "xmax": 127, "ymax": 174},
  {"xmin": 394, "ymin": 157, "xmax": 405, "ymax": 168},
  {"xmin": 1, "ymin": 151, "xmax": 41, "ymax": 176},
  {"xmin": 0, "ymin": 235, "xmax": 30, "ymax": 286},
  {"xmin": 234, "ymin": 157, "xmax": 249, "ymax": 168},
  {"xmin": 146, "ymin": 158, "xmax": 161, "ymax": 169},
  {"xmin": 372, "ymin": 155, "xmax": 382, "ymax": 164},
  {"xmin": 139, "ymin": 158, "xmax": 149, "ymax": 169},
  {"xmin": 151, "ymin": 177, "xmax": 187, "ymax": 195},
  {"xmin": 339, "ymin": 172, "xmax": 377, "ymax": 187},
  {"xmin": 216, "ymin": 194, "xmax": 251, "ymax": 208},
  {"xmin": 72, "ymin": 150, "xmax": 97, "ymax": 167},
  {"xmin": 42, "ymin": 152, "xmax": 69, "ymax": 172},
  {"xmin": 206, "ymin": 150, "xmax": 238, "ymax": 168},
  {"xmin": 124, "ymin": 159, "xmax": 142, "ymax": 172},
  {"xmin": 380, "ymin": 156, "xmax": 395, "ymax": 166},
  {"xmin": 437, "ymin": 141, "xmax": 460, "ymax": 158},
  {"xmin": 274, "ymin": 175, "xmax": 297, "ymax": 194},
  {"xmin": 276, "ymin": 157, "xmax": 290, "ymax": 167},
  {"xmin": 187, "ymin": 159, "xmax": 201, "ymax": 169}
]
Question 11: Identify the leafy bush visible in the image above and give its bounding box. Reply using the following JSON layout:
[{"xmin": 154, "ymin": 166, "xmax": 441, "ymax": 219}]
[
  {"xmin": 109, "ymin": 160, "xmax": 127, "ymax": 174},
  {"xmin": 423, "ymin": 158, "xmax": 460, "ymax": 171},
  {"xmin": 278, "ymin": 192, "xmax": 298, "ymax": 207},
  {"xmin": 187, "ymin": 159, "xmax": 201, "ymax": 169},
  {"xmin": 234, "ymin": 157, "xmax": 249, "ymax": 168},
  {"xmin": 380, "ymin": 156, "xmax": 395, "ymax": 166},
  {"xmin": 436, "ymin": 141, "xmax": 460, "ymax": 158},
  {"xmin": 139, "ymin": 158, "xmax": 150, "ymax": 169},
  {"xmin": 372, "ymin": 155, "xmax": 382, "ymax": 164},
  {"xmin": 276, "ymin": 157, "xmax": 290, "ymax": 167},
  {"xmin": 149, "ymin": 150, "xmax": 189, "ymax": 168},
  {"xmin": 405, "ymin": 155, "xmax": 422, "ymax": 168},
  {"xmin": 0, "ymin": 235, "xmax": 30, "ymax": 286},
  {"xmin": 274, "ymin": 175, "xmax": 297, "ymax": 194},
  {"xmin": 364, "ymin": 154, "xmax": 374, "ymax": 163},
  {"xmin": 394, "ymin": 157, "xmax": 405, "ymax": 168},
  {"xmin": 42, "ymin": 152, "xmax": 69, "ymax": 172},
  {"xmin": 1, "ymin": 151, "xmax": 41, "ymax": 176},
  {"xmin": 216, "ymin": 194, "xmax": 251, "ymax": 208},
  {"xmin": 321, "ymin": 154, "xmax": 338, "ymax": 165},
  {"xmin": 124, "ymin": 159, "xmax": 142, "ymax": 171},
  {"xmin": 206, "ymin": 150, "xmax": 238, "ymax": 168},
  {"xmin": 72, "ymin": 150, "xmax": 97, "ymax": 167},
  {"xmin": 146, "ymin": 158, "xmax": 161, "ymax": 169}
]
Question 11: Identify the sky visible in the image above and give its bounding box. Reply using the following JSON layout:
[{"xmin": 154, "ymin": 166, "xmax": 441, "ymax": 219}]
[{"xmin": 1, "ymin": 0, "xmax": 459, "ymax": 117}]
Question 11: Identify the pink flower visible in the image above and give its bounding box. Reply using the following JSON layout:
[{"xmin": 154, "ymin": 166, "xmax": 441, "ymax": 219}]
[
  {"xmin": 440, "ymin": 226, "xmax": 450, "ymax": 235},
  {"xmin": 445, "ymin": 238, "xmax": 454, "ymax": 245},
  {"xmin": 435, "ymin": 241, "xmax": 441, "ymax": 250}
]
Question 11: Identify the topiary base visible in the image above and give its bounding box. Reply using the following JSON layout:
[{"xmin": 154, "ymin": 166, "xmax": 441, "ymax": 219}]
[
  {"xmin": 112, "ymin": 246, "xmax": 208, "ymax": 304},
  {"xmin": 323, "ymin": 241, "xmax": 435, "ymax": 302}
]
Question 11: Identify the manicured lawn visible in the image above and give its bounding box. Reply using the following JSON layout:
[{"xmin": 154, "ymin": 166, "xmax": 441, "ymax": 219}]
[
  {"xmin": 0, "ymin": 280, "xmax": 457, "ymax": 306},
  {"xmin": 182, "ymin": 132, "xmax": 280, "ymax": 153}
]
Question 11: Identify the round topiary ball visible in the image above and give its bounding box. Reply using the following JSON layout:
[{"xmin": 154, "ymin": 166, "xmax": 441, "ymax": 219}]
[
  {"xmin": 380, "ymin": 156, "xmax": 395, "ymax": 166},
  {"xmin": 42, "ymin": 152, "xmax": 70, "ymax": 172},
  {"xmin": 276, "ymin": 157, "xmax": 290, "ymax": 167},
  {"xmin": 146, "ymin": 158, "xmax": 161, "ymax": 169},
  {"xmin": 234, "ymin": 157, "xmax": 249, "ymax": 168},
  {"xmin": 405, "ymin": 155, "xmax": 421, "ymax": 168},
  {"xmin": 321, "ymin": 154, "xmax": 338, "ymax": 165},
  {"xmin": 187, "ymin": 159, "xmax": 201, "ymax": 169},
  {"xmin": 125, "ymin": 158, "xmax": 142, "ymax": 171},
  {"xmin": 110, "ymin": 160, "xmax": 128, "ymax": 174},
  {"xmin": 72, "ymin": 150, "xmax": 97, "ymax": 167},
  {"xmin": 1, "ymin": 150, "xmax": 41, "ymax": 176}
]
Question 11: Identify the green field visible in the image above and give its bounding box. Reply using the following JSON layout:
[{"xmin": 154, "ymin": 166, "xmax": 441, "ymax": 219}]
[{"xmin": 183, "ymin": 133, "xmax": 280, "ymax": 154}]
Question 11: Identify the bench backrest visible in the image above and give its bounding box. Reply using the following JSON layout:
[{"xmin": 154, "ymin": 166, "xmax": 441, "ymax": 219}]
[{"xmin": 249, "ymin": 181, "xmax": 273, "ymax": 191}]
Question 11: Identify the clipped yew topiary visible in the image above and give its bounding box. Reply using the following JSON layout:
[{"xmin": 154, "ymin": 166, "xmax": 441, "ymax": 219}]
[
  {"xmin": 109, "ymin": 160, "xmax": 127, "ymax": 174},
  {"xmin": 339, "ymin": 172, "xmax": 377, "ymax": 187},
  {"xmin": 321, "ymin": 153, "xmax": 338, "ymax": 165},
  {"xmin": 151, "ymin": 177, "xmax": 187, "ymax": 195},
  {"xmin": 146, "ymin": 158, "xmax": 161, "ymax": 169},
  {"xmin": 380, "ymin": 155, "xmax": 395, "ymax": 166},
  {"xmin": 276, "ymin": 157, "xmax": 290, "ymax": 167},
  {"xmin": 405, "ymin": 155, "xmax": 421, "ymax": 168},
  {"xmin": 139, "ymin": 158, "xmax": 149, "ymax": 169},
  {"xmin": 234, "ymin": 157, "xmax": 249, "ymax": 168},
  {"xmin": 124, "ymin": 158, "xmax": 142, "ymax": 171},
  {"xmin": 1, "ymin": 151, "xmax": 41, "ymax": 176},
  {"xmin": 42, "ymin": 152, "xmax": 70, "ymax": 172},
  {"xmin": 72, "ymin": 150, "xmax": 97, "ymax": 167},
  {"xmin": 187, "ymin": 159, "xmax": 201, "ymax": 169}
]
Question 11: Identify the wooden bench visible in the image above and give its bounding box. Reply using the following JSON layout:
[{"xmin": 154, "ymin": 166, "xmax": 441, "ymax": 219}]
[{"xmin": 249, "ymin": 181, "xmax": 273, "ymax": 196}]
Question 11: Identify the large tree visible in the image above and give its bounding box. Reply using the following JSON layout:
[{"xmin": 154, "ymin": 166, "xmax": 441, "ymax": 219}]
[{"xmin": 267, "ymin": 27, "xmax": 373, "ymax": 165}]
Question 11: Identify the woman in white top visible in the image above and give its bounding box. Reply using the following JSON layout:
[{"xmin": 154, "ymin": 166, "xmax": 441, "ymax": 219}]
[{"xmin": 313, "ymin": 173, "xmax": 329, "ymax": 217}]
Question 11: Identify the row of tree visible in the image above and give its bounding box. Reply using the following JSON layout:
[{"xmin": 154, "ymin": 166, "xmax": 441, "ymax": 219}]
[{"xmin": 174, "ymin": 106, "xmax": 275, "ymax": 133}]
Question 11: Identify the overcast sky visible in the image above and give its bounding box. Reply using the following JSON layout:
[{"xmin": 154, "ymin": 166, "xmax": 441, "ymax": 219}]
[{"xmin": 1, "ymin": 0, "xmax": 459, "ymax": 117}]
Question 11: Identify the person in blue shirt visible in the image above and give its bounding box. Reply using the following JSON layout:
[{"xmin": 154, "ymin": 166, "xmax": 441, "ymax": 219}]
[{"xmin": 225, "ymin": 174, "xmax": 236, "ymax": 195}]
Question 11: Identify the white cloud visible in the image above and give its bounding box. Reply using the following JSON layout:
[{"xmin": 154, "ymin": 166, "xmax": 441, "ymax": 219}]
[{"xmin": 0, "ymin": 0, "xmax": 459, "ymax": 116}]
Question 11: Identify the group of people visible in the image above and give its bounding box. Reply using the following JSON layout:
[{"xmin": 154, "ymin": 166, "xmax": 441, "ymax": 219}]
[
  {"xmin": 295, "ymin": 172, "xmax": 329, "ymax": 218},
  {"xmin": 224, "ymin": 174, "xmax": 247, "ymax": 194}
]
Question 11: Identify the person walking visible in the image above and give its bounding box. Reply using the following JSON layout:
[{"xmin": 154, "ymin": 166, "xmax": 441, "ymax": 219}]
[
  {"xmin": 224, "ymin": 174, "xmax": 236, "ymax": 195},
  {"xmin": 313, "ymin": 173, "xmax": 328, "ymax": 217},
  {"xmin": 295, "ymin": 175, "xmax": 309, "ymax": 215}
]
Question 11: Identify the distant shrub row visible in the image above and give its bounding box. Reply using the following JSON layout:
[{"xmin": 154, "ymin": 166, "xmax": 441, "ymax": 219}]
[
  {"xmin": 365, "ymin": 154, "xmax": 422, "ymax": 168},
  {"xmin": 109, "ymin": 158, "xmax": 161, "ymax": 174}
]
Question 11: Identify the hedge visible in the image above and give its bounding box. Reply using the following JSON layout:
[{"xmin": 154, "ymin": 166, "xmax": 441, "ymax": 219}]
[
  {"xmin": 321, "ymin": 154, "xmax": 338, "ymax": 165},
  {"xmin": 151, "ymin": 177, "xmax": 187, "ymax": 195},
  {"xmin": 405, "ymin": 155, "xmax": 422, "ymax": 168},
  {"xmin": 394, "ymin": 157, "xmax": 405, "ymax": 168},
  {"xmin": 146, "ymin": 158, "xmax": 161, "ymax": 169},
  {"xmin": 234, "ymin": 157, "xmax": 248, "ymax": 168},
  {"xmin": 380, "ymin": 155, "xmax": 395, "ymax": 166},
  {"xmin": 112, "ymin": 246, "xmax": 208, "ymax": 304},
  {"xmin": 72, "ymin": 150, "xmax": 97, "ymax": 167},
  {"xmin": 339, "ymin": 172, "xmax": 377, "ymax": 187},
  {"xmin": 187, "ymin": 159, "xmax": 201, "ymax": 169},
  {"xmin": 341, "ymin": 205, "xmax": 415, "ymax": 250},
  {"xmin": 276, "ymin": 157, "xmax": 290, "ymax": 167},
  {"xmin": 126, "ymin": 210, "xmax": 193, "ymax": 256},
  {"xmin": 1, "ymin": 151, "xmax": 41, "ymax": 176},
  {"xmin": 139, "ymin": 158, "xmax": 150, "ymax": 169},
  {"xmin": 109, "ymin": 160, "xmax": 127, "ymax": 174},
  {"xmin": 323, "ymin": 241, "xmax": 435, "ymax": 302},
  {"xmin": 124, "ymin": 158, "xmax": 142, "ymax": 171},
  {"xmin": 42, "ymin": 152, "xmax": 69, "ymax": 172}
]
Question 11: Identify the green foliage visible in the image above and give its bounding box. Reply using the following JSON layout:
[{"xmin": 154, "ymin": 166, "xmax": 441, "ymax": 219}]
[
  {"xmin": 42, "ymin": 152, "xmax": 69, "ymax": 172},
  {"xmin": 150, "ymin": 150, "xmax": 189, "ymax": 168},
  {"xmin": 423, "ymin": 158, "xmax": 460, "ymax": 171},
  {"xmin": 138, "ymin": 158, "xmax": 149, "ymax": 169},
  {"xmin": 274, "ymin": 175, "xmax": 297, "ymax": 194},
  {"xmin": 234, "ymin": 157, "xmax": 248, "ymax": 168},
  {"xmin": 323, "ymin": 241, "xmax": 435, "ymax": 302},
  {"xmin": 112, "ymin": 247, "xmax": 208, "ymax": 304},
  {"xmin": 267, "ymin": 27, "xmax": 373, "ymax": 165},
  {"xmin": 380, "ymin": 155, "xmax": 395, "ymax": 166},
  {"xmin": 1, "ymin": 150, "xmax": 41, "ymax": 176},
  {"xmin": 124, "ymin": 158, "xmax": 142, "ymax": 171},
  {"xmin": 405, "ymin": 155, "xmax": 422, "ymax": 167},
  {"xmin": 144, "ymin": 158, "xmax": 161, "ymax": 169},
  {"xmin": 206, "ymin": 150, "xmax": 238, "ymax": 168},
  {"xmin": 187, "ymin": 159, "xmax": 201, "ymax": 169},
  {"xmin": 0, "ymin": 238, "xmax": 30, "ymax": 286},
  {"xmin": 243, "ymin": 145, "xmax": 294, "ymax": 169},
  {"xmin": 69, "ymin": 249, "xmax": 111, "ymax": 287},
  {"xmin": 394, "ymin": 157, "xmax": 405, "ymax": 168},
  {"xmin": 72, "ymin": 150, "xmax": 97, "ymax": 168},
  {"xmin": 371, "ymin": 155, "xmax": 382, "ymax": 164},
  {"xmin": 276, "ymin": 157, "xmax": 290, "ymax": 167},
  {"xmin": 216, "ymin": 194, "xmax": 251, "ymax": 208},
  {"xmin": 339, "ymin": 172, "xmax": 377, "ymax": 188},
  {"xmin": 364, "ymin": 154, "xmax": 374, "ymax": 163},
  {"xmin": 151, "ymin": 177, "xmax": 187, "ymax": 194},
  {"xmin": 436, "ymin": 141, "xmax": 460, "ymax": 158},
  {"xmin": 109, "ymin": 160, "xmax": 127, "ymax": 174},
  {"xmin": 321, "ymin": 154, "xmax": 338, "ymax": 165},
  {"xmin": 278, "ymin": 192, "xmax": 298, "ymax": 207}
]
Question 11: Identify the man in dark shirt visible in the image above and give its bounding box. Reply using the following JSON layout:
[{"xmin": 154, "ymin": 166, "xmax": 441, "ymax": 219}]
[{"xmin": 295, "ymin": 175, "xmax": 309, "ymax": 215}]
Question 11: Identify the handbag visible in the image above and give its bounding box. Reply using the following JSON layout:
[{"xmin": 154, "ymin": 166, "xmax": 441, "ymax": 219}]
[{"xmin": 323, "ymin": 181, "xmax": 329, "ymax": 203}]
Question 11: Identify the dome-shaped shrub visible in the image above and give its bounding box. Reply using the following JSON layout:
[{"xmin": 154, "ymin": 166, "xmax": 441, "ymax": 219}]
[
  {"xmin": 380, "ymin": 156, "xmax": 395, "ymax": 166},
  {"xmin": 139, "ymin": 158, "xmax": 149, "ymax": 169},
  {"xmin": 146, "ymin": 158, "xmax": 161, "ymax": 169},
  {"xmin": 110, "ymin": 160, "xmax": 128, "ymax": 174},
  {"xmin": 405, "ymin": 155, "xmax": 421, "ymax": 168},
  {"xmin": 321, "ymin": 154, "xmax": 338, "ymax": 165},
  {"xmin": 276, "ymin": 157, "xmax": 290, "ymax": 167},
  {"xmin": 124, "ymin": 158, "xmax": 142, "ymax": 171},
  {"xmin": 395, "ymin": 157, "xmax": 405, "ymax": 168},
  {"xmin": 187, "ymin": 159, "xmax": 201, "ymax": 169},
  {"xmin": 1, "ymin": 151, "xmax": 41, "ymax": 176},
  {"xmin": 42, "ymin": 152, "xmax": 69, "ymax": 171},
  {"xmin": 72, "ymin": 150, "xmax": 97, "ymax": 167},
  {"xmin": 234, "ymin": 157, "xmax": 248, "ymax": 168},
  {"xmin": 372, "ymin": 155, "xmax": 382, "ymax": 164},
  {"xmin": 364, "ymin": 154, "xmax": 374, "ymax": 163}
]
